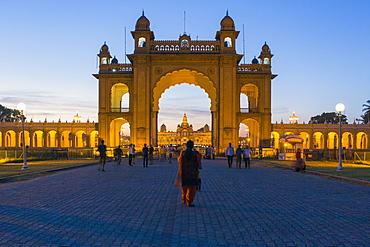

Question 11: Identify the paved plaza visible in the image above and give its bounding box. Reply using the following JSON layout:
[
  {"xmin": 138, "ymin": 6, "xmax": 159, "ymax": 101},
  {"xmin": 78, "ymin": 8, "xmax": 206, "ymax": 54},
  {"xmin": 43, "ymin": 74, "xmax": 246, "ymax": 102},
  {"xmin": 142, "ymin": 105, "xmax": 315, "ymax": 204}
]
[{"xmin": 1, "ymin": 158, "xmax": 370, "ymax": 247}]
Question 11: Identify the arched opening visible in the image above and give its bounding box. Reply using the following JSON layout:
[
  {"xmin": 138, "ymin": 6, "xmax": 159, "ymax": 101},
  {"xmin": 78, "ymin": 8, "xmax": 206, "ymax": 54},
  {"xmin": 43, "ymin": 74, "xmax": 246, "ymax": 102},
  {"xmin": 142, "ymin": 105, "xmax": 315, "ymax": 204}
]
[
  {"xmin": 158, "ymin": 84, "xmax": 211, "ymax": 147},
  {"xmin": 33, "ymin": 130, "xmax": 44, "ymax": 147},
  {"xmin": 313, "ymin": 132, "xmax": 324, "ymax": 149},
  {"xmin": 342, "ymin": 132, "xmax": 353, "ymax": 150},
  {"xmin": 138, "ymin": 37, "xmax": 146, "ymax": 47},
  {"xmin": 75, "ymin": 131, "xmax": 87, "ymax": 148},
  {"xmin": 299, "ymin": 132, "xmax": 310, "ymax": 149},
  {"xmin": 47, "ymin": 130, "xmax": 58, "ymax": 147},
  {"xmin": 61, "ymin": 131, "xmax": 71, "ymax": 148},
  {"xmin": 240, "ymin": 84, "xmax": 258, "ymax": 113},
  {"xmin": 356, "ymin": 132, "xmax": 368, "ymax": 149},
  {"xmin": 327, "ymin": 132, "xmax": 338, "ymax": 149},
  {"xmin": 239, "ymin": 119, "xmax": 260, "ymax": 148},
  {"xmin": 5, "ymin": 130, "xmax": 16, "ymax": 147},
  {"xmin": 224, "ymin": 37, "xmax": 232, "ymax": 47},
  {"xmin": 153, "ymin": 69, "xmax": 216, "ymax": 147},
  {"xmin": 90, "ymin": 131, "xmax": 99, "ymax": 148},
  {"xmin": 17, "ymin": 130, "xmax": 30, "ymax": 148},
  {"xmin": 0, "ymin": 132, "xmax": 2, "ymax": 147},
  {"xmin": 109, "ymin": 118, "xmax": 130, "ymax": 147},
  {"xmin": 271, "ymin": 132, "xmax": 280, "ymax": 149},
  {"xmin": 111, "ymin": 83, "xmax": 129, "ymax": 112}
]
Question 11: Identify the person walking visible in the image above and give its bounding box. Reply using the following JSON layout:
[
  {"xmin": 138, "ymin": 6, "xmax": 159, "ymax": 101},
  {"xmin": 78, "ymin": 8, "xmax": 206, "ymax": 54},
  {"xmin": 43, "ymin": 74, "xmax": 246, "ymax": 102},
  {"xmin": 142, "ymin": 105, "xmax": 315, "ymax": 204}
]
[
  {"xmin": 225, "ymin": 143, "xmax": 235, "ymax": 168},
  {"xmin": 114, "ymin": 145, "xmax": 123, "ymax": 165},
  {"xmin": 97, "ymin": 140, "xmax": 107, "ymax": 171},
  {"xmin": 243, "ymin": 146, "xmax": 252, "ymax": 169},
  {"xmin": 236, "ymin": 145, "xmax": 243, "ymax": 169},
  {"xmin": 148, "ymin": 145, "xmax": 154, "ymax": 165},
  {"xmin": 128, "ymin": 144, "xmax": 134, "ymax": 166},
  {"xmin": 132, "ymin": 144, "xmax": 136, "ymax": 164},
  {"xmin": 293, "ymin": 148, "xmax": 304, "ymax": 172},
  {"xmin": 142, "ymin": 143, "xmax": 149, "ymax": 168},
  {"xmin": 175, "ymin": 140, "xmax": 202, "ymax": 207}
]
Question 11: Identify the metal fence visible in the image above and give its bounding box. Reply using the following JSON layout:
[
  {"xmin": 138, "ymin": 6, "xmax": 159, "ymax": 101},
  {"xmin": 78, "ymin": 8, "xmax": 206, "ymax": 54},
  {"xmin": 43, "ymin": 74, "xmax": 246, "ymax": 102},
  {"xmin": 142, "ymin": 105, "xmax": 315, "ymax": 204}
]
[{"xmin": 0, "ymin": 148, "xmax": 96, "ymax": 163}]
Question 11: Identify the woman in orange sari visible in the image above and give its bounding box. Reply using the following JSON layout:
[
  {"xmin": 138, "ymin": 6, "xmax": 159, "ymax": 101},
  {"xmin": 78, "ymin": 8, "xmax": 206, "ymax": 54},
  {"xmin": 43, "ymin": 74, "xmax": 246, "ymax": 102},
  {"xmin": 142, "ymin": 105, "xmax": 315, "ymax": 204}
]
[{"xmin": 175, "ymin": 140, "xmax": 202, "ymax": 207}]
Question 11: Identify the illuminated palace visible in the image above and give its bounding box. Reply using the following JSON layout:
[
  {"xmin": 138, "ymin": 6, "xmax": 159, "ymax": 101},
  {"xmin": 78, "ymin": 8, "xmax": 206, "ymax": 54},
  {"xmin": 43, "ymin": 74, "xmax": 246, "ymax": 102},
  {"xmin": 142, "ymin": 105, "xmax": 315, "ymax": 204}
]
[
  {"xmin": 0, "ymin": 13, "xmax": 369, "ymax": 151},
  {"xmin": 157, "ymin": 114, "xmax": 211, "ymax": 146}
]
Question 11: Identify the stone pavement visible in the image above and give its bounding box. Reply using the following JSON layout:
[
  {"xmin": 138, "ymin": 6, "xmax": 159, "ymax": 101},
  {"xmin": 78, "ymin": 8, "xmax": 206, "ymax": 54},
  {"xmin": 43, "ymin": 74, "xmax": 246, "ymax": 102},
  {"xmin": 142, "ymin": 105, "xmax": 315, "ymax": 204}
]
[{"xmin": 1, "ymin": 158, "xmax": 370, "ymax": 247}]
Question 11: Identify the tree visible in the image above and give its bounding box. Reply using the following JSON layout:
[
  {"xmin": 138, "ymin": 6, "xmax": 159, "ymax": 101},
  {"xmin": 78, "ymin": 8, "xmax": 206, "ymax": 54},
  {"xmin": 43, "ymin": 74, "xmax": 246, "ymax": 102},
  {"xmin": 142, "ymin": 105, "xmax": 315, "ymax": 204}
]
[
  {"xmin": 359, "ymin": 99, "xmax": 370, "ymax": 124},
  {"xmin": 0, "ymin": 104, "xmax": 22, "ymax": 122},
  {"xmin": 309, "ymin": 112, "xmax": 348, "ymax": 124}
]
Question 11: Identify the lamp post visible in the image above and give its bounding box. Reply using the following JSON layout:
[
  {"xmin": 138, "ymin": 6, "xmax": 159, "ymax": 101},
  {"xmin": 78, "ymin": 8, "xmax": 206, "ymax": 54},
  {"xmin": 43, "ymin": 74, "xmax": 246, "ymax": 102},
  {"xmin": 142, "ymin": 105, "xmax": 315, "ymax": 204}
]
[
  {"xmin": 335, "ymin": 103, "xmax": 345, "ymax": 171},
  {"xmin": 17, "ymin": 102, "xmax": 29, "ymax": 170}
]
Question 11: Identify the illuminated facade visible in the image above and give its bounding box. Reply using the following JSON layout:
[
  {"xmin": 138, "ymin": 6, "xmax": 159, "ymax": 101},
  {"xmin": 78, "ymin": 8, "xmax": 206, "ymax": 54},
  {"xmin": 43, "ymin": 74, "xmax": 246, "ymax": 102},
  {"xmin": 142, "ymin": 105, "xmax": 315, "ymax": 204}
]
[
  {"xmin": 157, "ymin": 113, "xmax": 211, "ymax": 146},
  {"xmin": 93, "ymin": 12, "xmax": 276, "ymax": 152}
]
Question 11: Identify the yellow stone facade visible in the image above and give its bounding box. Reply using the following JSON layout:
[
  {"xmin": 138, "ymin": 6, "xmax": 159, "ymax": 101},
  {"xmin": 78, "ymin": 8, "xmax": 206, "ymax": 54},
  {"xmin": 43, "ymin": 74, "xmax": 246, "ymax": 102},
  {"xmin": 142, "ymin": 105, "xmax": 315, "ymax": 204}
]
[{"xmin": 93, "ymin": 13, "xmax": 276, "ymax": 152}]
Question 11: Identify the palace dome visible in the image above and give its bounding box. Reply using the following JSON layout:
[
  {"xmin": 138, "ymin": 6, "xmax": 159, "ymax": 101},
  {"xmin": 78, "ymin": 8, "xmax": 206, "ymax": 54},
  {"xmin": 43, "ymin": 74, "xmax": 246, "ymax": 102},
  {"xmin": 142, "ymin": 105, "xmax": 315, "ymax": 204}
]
[
  {"xmin": 252, "ymin": 56, "xmax": 259, "ymax": 64},
  {"xmin": 220, "ymin": 13, "xmax": 235, "ymax": 31},
  {"xmin": 111, "ymin": 56, "xmax": 118, "ymax": 64},
  {"xmin": 100, "ymin": 43, "xmax": 109, "ymax": 52},
  {"xmin": 135, "ymin": 12, "xmax": 150, "ymax": 31},
  {"xmin": 262, "ymin": 42, "xmax": 270, "ymax": 52}
]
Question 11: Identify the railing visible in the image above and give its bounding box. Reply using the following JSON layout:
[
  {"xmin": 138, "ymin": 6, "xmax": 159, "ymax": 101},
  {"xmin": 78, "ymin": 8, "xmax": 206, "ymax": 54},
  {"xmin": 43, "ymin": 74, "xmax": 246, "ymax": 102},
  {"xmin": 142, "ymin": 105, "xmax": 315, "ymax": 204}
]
[
  {"xmin": 111, "ymin": 108, "xmax": 130, "ymax": 113},
  {"xmin": 240, "ymin": 108, "xmax": 258, "ymax": 113},
  {"xmin": 99, "ymin": 64, "xmax": 133, "ymax": 74},
  {"xmin": 237, "ymin": 64, "xmax": 264, "ymax": 73}
]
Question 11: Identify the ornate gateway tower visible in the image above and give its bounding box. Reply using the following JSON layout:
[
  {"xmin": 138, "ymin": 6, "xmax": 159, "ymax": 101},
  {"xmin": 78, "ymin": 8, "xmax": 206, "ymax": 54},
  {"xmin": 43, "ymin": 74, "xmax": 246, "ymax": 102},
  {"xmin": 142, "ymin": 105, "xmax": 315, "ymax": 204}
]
[{"xmin": 93, "ymin": 12, "xmax": 277, "ymax": 152}]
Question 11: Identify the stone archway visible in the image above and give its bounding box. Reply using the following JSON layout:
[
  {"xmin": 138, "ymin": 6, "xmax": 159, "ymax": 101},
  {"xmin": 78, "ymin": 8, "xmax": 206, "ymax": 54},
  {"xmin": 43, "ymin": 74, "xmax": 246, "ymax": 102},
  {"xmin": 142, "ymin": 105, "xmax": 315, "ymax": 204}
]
[{"xmin": 153, "ymin": 69, "xmax": 217, "ymax": 112}]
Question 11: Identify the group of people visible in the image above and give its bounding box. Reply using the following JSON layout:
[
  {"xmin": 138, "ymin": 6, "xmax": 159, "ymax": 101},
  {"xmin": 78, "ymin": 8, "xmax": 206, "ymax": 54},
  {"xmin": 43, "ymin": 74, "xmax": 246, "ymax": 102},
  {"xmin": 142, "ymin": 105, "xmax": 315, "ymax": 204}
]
[{"xmin": 225, "ymin": 143, "xmax": 252, "ymax": 169}]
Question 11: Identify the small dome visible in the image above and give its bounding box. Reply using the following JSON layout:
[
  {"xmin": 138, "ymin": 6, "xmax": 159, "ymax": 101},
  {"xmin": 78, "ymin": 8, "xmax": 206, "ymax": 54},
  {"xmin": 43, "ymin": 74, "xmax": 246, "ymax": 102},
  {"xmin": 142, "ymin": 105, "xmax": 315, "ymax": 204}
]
[
  {"xmin": 100, "ymin": 42, "xmax": 109, "ymax": 52},
  {"xmin": 252, "ymin": 56, "xmax": 259, "ymax": 64},
  {"xmin": 135, "ymin": 12, "xmax": 150, "ymax": 31},
  {"xmin": 111, "ymin": 56, "xmax": 118, "ymax": 64},
  {"xmin": 262, "ymin": 42, "xmax": 270, "ymax": 52},
  {"xmin": 220, "ymin": 12, "xmax": 235, "ymax": 31}
]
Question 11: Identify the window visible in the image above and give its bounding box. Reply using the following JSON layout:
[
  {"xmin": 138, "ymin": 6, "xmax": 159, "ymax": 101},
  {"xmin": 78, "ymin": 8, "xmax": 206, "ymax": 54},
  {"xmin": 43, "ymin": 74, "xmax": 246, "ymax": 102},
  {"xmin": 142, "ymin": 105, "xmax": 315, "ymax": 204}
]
[
  {"xmin": 138, "ymin": 37, "xmax": 146, "ymax": 47},
  {"xmin": 224, "ymin": 37, "xmax": 232, "ymax": 47}
]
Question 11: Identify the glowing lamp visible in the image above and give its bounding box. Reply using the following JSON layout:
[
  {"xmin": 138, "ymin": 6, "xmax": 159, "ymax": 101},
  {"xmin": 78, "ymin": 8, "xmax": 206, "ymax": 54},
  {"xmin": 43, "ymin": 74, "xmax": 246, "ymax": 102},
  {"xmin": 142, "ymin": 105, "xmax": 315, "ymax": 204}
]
[
  {"xmin": 335, "ymin": 103, "xmax": 345, "ymax": 113},
  {"xmin": 17, "ymin": 102, "xmax": 26, "ymax": 112}
]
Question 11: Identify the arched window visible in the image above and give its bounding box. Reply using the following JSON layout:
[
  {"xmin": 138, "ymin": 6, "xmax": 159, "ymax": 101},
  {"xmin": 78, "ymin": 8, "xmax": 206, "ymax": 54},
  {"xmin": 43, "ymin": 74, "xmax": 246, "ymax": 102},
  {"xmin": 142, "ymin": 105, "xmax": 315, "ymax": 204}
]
[
  {"xmin": 264, "ymin": 58, "xmax": 270, "ymax": 64},
  {"xmin": 181, "ymin": 40, "xmax": 189, "ymax": 48},
  {"xmin": 224, "ymin": 37, "xmax": 232, "ymax": 47},
  {"xmin": 138, "ymin": 37, "xmax": 146, "ymax": 47}
]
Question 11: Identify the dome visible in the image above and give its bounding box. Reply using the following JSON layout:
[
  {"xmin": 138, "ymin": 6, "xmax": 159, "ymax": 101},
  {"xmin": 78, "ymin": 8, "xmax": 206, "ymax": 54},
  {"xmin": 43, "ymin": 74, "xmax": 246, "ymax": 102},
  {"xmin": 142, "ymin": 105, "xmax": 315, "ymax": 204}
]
[
  {"xmin": 111, "ymin": 56, "xmax": 118, "ymax": 64},
  {"xmin": 252, "ymin": 56, "xmax": 259, "ymax": 64},
  {"xmin": 262, "ymin": 42, "xmax": 270, "ymax": 52},
  {"xmin": 220, "ymin": 12, "xmax": 235, "ymax": 31},
  {"xmin": 100, "ymin": 42, "xmax": 109, "ymax": 52},
  {"xmin": 135, "ymin": 11, "xmax": 150, "ymax": 31}
]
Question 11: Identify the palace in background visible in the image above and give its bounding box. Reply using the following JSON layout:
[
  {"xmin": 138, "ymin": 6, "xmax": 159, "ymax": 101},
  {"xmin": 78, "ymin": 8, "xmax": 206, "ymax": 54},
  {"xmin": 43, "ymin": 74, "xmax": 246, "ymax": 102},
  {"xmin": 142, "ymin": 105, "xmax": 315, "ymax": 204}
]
[{"xmin": 0, "ymin": 13, "xmax": 369, "ymax": 152}]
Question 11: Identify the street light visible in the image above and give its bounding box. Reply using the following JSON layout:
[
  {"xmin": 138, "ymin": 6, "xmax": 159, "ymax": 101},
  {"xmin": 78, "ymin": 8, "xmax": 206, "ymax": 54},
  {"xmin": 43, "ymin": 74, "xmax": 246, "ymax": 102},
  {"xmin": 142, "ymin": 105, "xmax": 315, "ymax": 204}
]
[
  {"xmin": 335, "ymin": 103, "xmax": 345, "ymax": 171},
  {"xmin": 17, "ymin": 102, "xmax": 29, "ymax": 170}
]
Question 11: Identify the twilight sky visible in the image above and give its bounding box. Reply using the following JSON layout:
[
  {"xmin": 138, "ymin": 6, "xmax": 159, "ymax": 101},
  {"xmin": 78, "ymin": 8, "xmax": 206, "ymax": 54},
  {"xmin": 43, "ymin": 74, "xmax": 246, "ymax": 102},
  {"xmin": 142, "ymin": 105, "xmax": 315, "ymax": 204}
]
[{"xmin": 1, "ymin": 0, "xmax": 369, "ymax": 132}]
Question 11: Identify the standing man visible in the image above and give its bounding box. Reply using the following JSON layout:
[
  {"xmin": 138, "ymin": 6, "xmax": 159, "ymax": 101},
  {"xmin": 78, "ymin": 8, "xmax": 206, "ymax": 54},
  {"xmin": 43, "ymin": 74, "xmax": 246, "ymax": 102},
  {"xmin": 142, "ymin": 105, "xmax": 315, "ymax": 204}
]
[
  {"xmin": 243, "ymin": 146, "xmax": 252, "ymax": 169},
  {"xmin": 148, "ymin": 145, "xmax": 154, "ymax": 165},
  {"xmin": 128, "ymin": 144, "xmax": 134, "ymax": 166},
  {"xmin": 142, "ymin": 143, "xmax": 149, "ymax": 168},
  {"xmin": 114, "ymin": 145, "xmax": 123, "ymax": 165},
  {"xmin": 225, "ymin": 143, "xmax": 234, "ymax": 168},
  {"xmin": 236, "ymin": 145, "xmax": 243, "ymax": 169},
  {"xmin": 97, "ymin": 140, "xmax": 107, "ymax": 171}
]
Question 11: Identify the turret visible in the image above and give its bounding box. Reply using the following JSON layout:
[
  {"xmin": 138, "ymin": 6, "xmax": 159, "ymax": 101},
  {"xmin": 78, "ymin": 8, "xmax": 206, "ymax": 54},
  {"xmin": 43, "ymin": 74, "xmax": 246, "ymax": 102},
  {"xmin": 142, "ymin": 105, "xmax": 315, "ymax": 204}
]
[
  {"xmin": 131, "ymin": 11, "xmax": 155, "ymax": 54},
  {"xmin": 215, "ymin": 11, "xmax": 240, "ymax": 54}
]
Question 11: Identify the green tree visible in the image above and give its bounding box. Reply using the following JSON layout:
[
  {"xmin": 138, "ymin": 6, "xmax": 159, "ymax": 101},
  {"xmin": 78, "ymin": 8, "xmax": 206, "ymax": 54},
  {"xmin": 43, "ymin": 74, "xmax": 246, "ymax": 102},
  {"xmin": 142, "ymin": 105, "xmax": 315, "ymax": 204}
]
[
  {"xmin": 0, "ymin": 104, "xmax": 22, "ymax": 122},
  {"xmin": 360, "ymin": 99, "xmax": 370, "ymax": 124},
  {"xmin": 310, "ymin": 112, "xmax": 348, "ymax": 124}
]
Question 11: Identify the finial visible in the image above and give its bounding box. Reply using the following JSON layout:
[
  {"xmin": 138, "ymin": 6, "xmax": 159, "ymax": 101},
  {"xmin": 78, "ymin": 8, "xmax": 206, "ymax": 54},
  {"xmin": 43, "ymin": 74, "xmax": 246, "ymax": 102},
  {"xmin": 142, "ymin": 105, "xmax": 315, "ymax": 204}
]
[
  {"xmin": 142, "ymin": 9, "xmax": 144, "ymax": 16},
  {"xmin": 226, "ymin": 10, "xmax": 229, "ymax": 16},
  {"xmin": 104, "ymin": 41, "xmax": 106, "ymax": 45}
]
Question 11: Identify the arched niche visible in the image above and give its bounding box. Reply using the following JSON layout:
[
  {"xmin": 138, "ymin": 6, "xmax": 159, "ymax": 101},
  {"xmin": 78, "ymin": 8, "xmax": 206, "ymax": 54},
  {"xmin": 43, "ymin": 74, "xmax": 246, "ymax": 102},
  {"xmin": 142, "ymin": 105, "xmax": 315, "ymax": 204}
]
[{"xmin": 239, "ymin": 118, "xmax": 260, "ymax": 148}]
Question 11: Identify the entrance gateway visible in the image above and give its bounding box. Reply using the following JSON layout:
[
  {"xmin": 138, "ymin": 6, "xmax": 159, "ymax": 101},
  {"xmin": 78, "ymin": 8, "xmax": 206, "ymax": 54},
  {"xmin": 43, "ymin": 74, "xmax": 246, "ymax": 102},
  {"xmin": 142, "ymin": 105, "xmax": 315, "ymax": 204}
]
[{"xmin": 93, "ymin": 12, "xmax": 277, "ymax": 152}]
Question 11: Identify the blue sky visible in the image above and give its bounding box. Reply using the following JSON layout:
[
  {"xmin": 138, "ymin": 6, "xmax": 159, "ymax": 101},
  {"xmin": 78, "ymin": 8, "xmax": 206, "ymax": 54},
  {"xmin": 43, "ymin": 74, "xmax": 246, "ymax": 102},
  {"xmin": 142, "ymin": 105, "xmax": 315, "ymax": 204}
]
[{"xmin": 0, "ymin": 0, "xmax": 369, "ymax": 131}]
